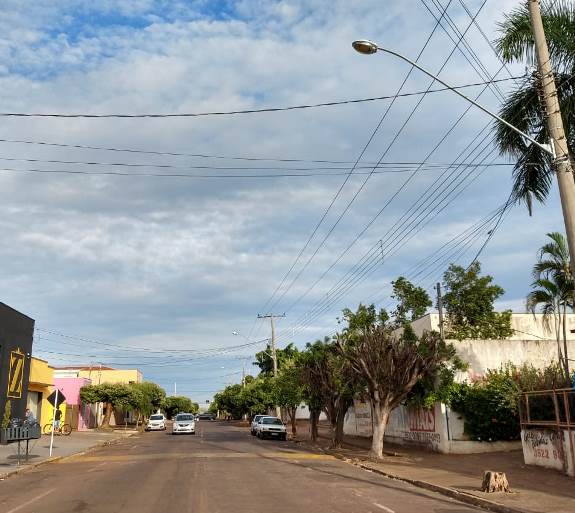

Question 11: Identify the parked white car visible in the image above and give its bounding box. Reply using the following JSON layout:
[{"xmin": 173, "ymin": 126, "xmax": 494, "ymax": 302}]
[
  {"xmin": 255, "ymin": 416, "xmax": 287, "ymax": 441},
  {"xmin": 146, "ymin": 414, "xmax": 166, "ymax": 431},
  {"xmin": 250, "ymin": 414, "xmax": 267, "ymax": 436},
  {"xmin": 172, "ymin": 413, "xmax": 196, "ymax": 435}
]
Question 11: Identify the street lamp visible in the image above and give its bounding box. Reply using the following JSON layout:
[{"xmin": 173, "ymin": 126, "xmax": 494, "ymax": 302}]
[{"xmin": 351, "ymin": 39, "xmax": 554, "ymax": 156}]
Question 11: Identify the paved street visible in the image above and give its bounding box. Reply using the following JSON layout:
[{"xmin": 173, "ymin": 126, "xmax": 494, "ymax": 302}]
[{"xmin": 0, "ymin": 421, "xmax": 479, "ymax": 513}]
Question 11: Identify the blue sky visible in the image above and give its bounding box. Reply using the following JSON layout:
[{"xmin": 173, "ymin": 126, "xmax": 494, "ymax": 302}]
[{"xmin": 0, "ymin": 0, "xmax": 564, "ymax": 402}]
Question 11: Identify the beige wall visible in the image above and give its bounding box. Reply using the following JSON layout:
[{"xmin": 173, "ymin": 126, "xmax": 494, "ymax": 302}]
[
  {"xmin": 409, "ymin": 313, "xmax": 575, "ymax": 341},
  {"xmin": 74, "ymin": 369, "xmax": 142, "ymax": 384}
]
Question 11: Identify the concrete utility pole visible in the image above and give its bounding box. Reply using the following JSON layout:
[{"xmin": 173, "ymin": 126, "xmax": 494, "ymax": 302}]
[
  {"xmin": 529, "ymin": 0, "xmax": 575, "ymax": 375},
  {"xmin": 436, "ymin": 282, "xmax": 444, "ymax": 340},
  {"xmin": 258, "ymin": 313, "xmax": 285, "ymax": 418}
]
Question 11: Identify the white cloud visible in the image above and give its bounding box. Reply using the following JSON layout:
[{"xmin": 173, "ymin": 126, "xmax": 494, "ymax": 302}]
[{"xmin": 0, "ymin": 0, "xmax": 565, "ymax": 400}]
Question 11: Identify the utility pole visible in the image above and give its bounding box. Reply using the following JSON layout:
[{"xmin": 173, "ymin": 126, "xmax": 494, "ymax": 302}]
[
  {"xmin": 436, "ymin": 282, "xmax": 444, "ymax": 340},
  {"xmin": 529, "ymin": 0, "xmax": 574, "ymax": 375},
  {"xmin": 258, "ymin": 313, "xmax": 285, "ymax": 418}
]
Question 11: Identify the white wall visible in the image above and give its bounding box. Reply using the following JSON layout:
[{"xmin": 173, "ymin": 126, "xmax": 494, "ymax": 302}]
[{"xmin": 522, "ymin": 429, "xmax": 575, "ymax": 477}]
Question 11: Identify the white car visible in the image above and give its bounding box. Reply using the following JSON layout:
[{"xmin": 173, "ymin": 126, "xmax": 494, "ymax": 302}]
[
  {"xmin": 250, "ymin": 414, "xmax": 267, "ymax": 436},
  {"xmin": 172, "ymin": 413, "xmax": 196, "ymax": 435},
  {"xmin": 146, "ymin": 414, "xmax": 166, "ymax": 431},
  {"xmin": 255, "ymin": 416, "xmax": 287, "ymax": 441}
]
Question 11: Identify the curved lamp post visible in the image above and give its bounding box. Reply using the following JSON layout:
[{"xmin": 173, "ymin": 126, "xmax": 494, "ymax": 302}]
[{"xmin": 351, "ymin": 39, "xmax": 553, "ymax": 156}]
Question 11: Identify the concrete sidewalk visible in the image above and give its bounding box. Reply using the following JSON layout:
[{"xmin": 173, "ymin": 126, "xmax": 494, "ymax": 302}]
[
  {"xmin": 0, "ymin": 429, "xmax": 137, "ymax": 477},
  {"xmin": 294, "ymin": 421, "xmax": 575, "ymax": 513}
]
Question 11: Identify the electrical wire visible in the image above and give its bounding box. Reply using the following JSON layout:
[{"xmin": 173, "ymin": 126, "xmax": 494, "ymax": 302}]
[
  {"xmin": 0, "ymin": 76, "xmax": 521, "ymax": 118},
  {"xmin": 265, "ymin": 0, "xmax": 490, "ymax": 316}
]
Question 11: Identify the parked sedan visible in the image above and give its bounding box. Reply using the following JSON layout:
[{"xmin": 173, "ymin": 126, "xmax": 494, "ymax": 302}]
[
  {"xmin": 172, "ymin": 413, "xmax": 196, "ymax": 435},
  {"xmin": 146, "ymin": 414, "xmax": 166, "ymax": 431},
  {"xmin": 250, "ymin": 414, "xmax": 266, "ymax": 436},
  {"xmin": 256, "ymin": 416, "xmax": 287, "ymax": 441}
]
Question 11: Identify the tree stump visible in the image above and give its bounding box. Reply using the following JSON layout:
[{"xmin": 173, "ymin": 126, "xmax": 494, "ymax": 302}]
[{"xmin": 481, "ymin": 471, "xmax": 510, "ymax": 493}]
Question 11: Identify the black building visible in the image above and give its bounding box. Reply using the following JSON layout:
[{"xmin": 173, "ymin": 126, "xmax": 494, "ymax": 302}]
[{"xmin": 0, "ymin": 303, "xmax": 35, "ymax": 422}]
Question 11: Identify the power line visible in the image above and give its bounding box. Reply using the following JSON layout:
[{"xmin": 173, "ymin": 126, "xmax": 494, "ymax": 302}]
[
  {"xmin": 265, "ymin": 0, "xmax": 489, "ymax": 316},
  {"xmin": 0, "ymin": 164, "xmax": 511, "ymax": 181},
  {"xmin": 0, "ymin": 76, "xmax": 521, "ymax": 118},
  {"xmin": 251, "ymin": 0, "xmax": 457, "ymax": 338}
]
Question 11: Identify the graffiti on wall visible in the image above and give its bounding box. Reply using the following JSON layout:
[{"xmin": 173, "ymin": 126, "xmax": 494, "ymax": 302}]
[
  {"xmin": 522, "ymin": 430, "xmax": 565, "ymax": 463},
  {"xmin": 408, "ymin": 406, "xmax": 435, "ymax": 432}
]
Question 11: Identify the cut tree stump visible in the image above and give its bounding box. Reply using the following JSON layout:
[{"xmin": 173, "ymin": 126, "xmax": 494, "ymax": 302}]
[{"xmin": 481, "ymin": 471, "xmax": 510, "ymax": 493}]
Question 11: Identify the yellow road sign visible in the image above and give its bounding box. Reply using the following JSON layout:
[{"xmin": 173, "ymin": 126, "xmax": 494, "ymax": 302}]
[{"xmin": 7, "ymin": 348, "xmax": 25, "ymax": 398}]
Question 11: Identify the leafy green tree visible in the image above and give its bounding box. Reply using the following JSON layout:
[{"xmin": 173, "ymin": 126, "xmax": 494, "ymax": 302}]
[
  {"xmin": 443, "ymin": 262, "xmax": 513, "ymax": 340},
  {"xmin": 80, "ymin": 383, "xmax": 141, "ymax": 428},
  {"xmin": 241, "ymin": 377, "xmax": 275, "ymax": 418},
  {"xmin": 254, "ymin": 343, "xmax": 299, "ymax": 375},
  {"xmin": 130, "ymin": 382, "xmax": 166, "ymax": 423},
  {"xmin": 527, "ymin": 232, "xmax": 574, "ymax": 374},
  {"xmin": 301, "ymin": 338, "xmax": 354, "ymax": 447},
  {"xmin": 212, "ymin": 384, "xmax": 246, "ymax": 419},
  {"xmin": 163, "ymin": 396, "xmax": 195, "ymax": 419},
  {"xmin": 391, "ymin": 276, "xmax": 432, "ymax": 327},
  {"xmin": 494, "ymin": 1, "xmax": 575, "ymax": 212},
  {"xmin": 273, "ymin": 359, "xmax": 304, "ymax": 435},
  {"xmin": 337, "ymin": 304, "xmax": 454, "ymax": 459}
]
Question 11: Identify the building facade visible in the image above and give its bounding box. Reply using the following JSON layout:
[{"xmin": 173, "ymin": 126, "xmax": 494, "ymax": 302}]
[
  {"xmin": 0, "ymin": 303, "xmax": 35, "ymax": 423},
  {"xmin": 27, "ymin": 357, "xmax": 54, "ymax": 425}
]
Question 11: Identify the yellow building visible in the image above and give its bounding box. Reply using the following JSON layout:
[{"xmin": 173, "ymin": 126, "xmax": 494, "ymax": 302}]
[
  {"xmin": 79, "ymin": 368, "xmax": 142, "ymax": 385},
  {"xmin": 54, "ymin": 366, "xmax": 142, "ymax": 385},
  {"xmin": 27, "ymin": 357, "xmax": 55, "ymax": 425}
]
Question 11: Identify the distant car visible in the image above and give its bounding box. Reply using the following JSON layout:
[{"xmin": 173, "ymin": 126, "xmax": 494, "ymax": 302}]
[
  {"xmin": 255, "ymin": 416, "xmax": 287, "ymax": 441},
  {"xmin": 197, "ymin": 413, "xmax": 215, "ymax": 421},
  {"xmin": 172, "ymin": 413, "xmax": 196, "ymax": 435},
  {"xmin": 146, "ymin": 414, "xmax": 166, "ymax": 431},
  {"xmin": 250, "ymin": 414, "xmax": 266, "ymax": 436}
]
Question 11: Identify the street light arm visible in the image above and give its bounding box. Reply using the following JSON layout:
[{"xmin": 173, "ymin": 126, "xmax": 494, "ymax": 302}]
[{"xmin": 362, "ymin": 42, "xmax": 553, "ymax": 156}]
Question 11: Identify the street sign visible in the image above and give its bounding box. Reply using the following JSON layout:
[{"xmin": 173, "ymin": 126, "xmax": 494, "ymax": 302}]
[
  {"xmin": 47, "ymin": 389, "xmax": 66, "ymax": 407},
  {"xmin": 7, "ymin": 349, "xmax": 25, "ymax": 398}
]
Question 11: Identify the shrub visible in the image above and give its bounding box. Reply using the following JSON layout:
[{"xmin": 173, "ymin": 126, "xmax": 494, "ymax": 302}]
[
  {"xmin": 451, "ymin": 370, "xmax": 521, "ymax": 441},
  {"xmin": 450, "ymin": 363, "xmax": 571, "ymax": 442}
]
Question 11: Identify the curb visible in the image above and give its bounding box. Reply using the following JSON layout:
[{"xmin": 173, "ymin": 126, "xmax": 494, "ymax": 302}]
[
  {"xmin": 0, "ymin": 431, "xmax": 138, "ymax": 481},
  {"xmin": 293, "ymin": 440, "xmax": 528, "ymax": 513}
]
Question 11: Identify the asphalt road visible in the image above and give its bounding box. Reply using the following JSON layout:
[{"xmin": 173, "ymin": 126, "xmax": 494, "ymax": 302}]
[{"xmin": 0, "ymin": 421, "xmax": 479, "ymax": 513}]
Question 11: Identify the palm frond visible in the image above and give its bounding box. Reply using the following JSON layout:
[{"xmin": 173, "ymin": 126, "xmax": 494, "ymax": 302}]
[{"xmin": 496, "ymin": 1, "xmax": 575, "ymax": 72}]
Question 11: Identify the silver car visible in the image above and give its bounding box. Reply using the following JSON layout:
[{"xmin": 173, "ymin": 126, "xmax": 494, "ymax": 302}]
[
  {"xmin": 256, "ymin": 416, "xmax": 287, "ymax": 441},
  {"xmin": 250, "ymin": 414, "xmax": 266, "ymax": 436},
  {"xmin": 172, "ymin": 413, "xmax": 196, "ymax": 435},
  {"xmin": 146, "ymin": 414, "xmax": 166, "ymax": 431}
]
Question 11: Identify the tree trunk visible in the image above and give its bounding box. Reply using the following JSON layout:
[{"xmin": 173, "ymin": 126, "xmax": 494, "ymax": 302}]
[
  {"xmin": 562, "ymin": 303, "xmax": 570, "ymax": 376},
  {"xmin": 481, "ymin": 471, "xmax": 510, "ymax": 493},
  {"xmin": 101, "ymin": 402, "xmax": 113, "ymax": 428},
  {"xmin": 370, "ymin": 400, "xmax": 389, "ymax": 459},
  {"xmin": 310, "ymin": 407, "xmax": 320, "ymax": 443},
  {"xmin": 289, "ymin": 407, "xmax": 297, "ymax": 436},
  {"xmin": 335, "ymin": 410, "xmax": 345, "ymax": 447},
  {"xmin": 555, "ymin": 310, "xmax": 564, "ymax": 367}
]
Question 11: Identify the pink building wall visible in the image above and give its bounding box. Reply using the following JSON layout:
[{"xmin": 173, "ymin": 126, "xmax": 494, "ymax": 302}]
[{"xmin": 54, "ymin": 377, "xmax": 92, "ymax": 431}]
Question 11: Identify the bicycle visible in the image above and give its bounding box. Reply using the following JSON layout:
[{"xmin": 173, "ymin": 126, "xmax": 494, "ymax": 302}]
[{"xmin": 43, "ymin": 421, "xmax": 72, "ymax": 436}]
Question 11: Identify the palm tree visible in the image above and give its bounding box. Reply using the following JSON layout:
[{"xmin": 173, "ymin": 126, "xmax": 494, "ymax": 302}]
[
  {"xmin": 527, "ymin": 277, "xmax": 570, "ymax": 368},
  {"xmin": 527, "ymin": 232, "xmax": 573, "ymax": 374},
  {"xmin": 494, "ymin": 1, "xmax": 575, "ymax": 214}
]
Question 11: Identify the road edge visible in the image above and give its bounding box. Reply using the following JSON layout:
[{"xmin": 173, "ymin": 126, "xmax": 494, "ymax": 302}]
[
  {"xmin": 293, "ymin": 440, "xmax": 529, "ymax": 513},
  {"xmin": 0, "ymin": 431, "xmax": 138, "ymax": 481}
]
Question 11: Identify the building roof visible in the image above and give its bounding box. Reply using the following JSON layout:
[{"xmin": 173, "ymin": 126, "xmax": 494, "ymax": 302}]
[{"xmin": 52, "ymin": 365, "xmax": 116, "ymax": 370}]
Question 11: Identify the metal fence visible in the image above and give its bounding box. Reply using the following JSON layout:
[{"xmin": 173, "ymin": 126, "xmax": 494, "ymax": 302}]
[
  {"xmin": 0, "ymin": 423, "xmax": 42, "ymax": 444},
  {"xmin": 519, "ymin": 388, "xmax": 575, "ymax": 477},
  {"xmin": 519, "ymin": 388, "xmax": 575, "ymax": 429}
]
